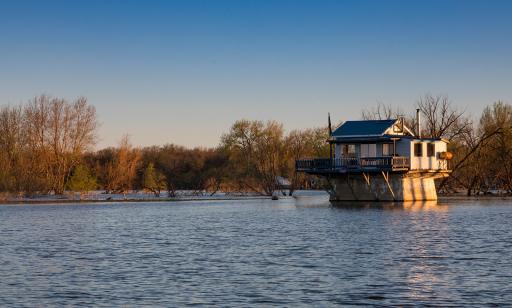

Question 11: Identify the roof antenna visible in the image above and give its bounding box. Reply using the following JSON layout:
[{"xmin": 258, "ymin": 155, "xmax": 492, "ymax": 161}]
[{"xmin": 328, "ymin": 113, "xmax": 332, "ymax": 136}]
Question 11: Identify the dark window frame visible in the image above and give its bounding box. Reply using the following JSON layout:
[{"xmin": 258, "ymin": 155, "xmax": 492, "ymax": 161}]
[
  {"xmin": 414, "ymin": 143, "xmax": 423, "ymax": 157},
  {"xmin": 427, "ymin": 143, "xmax": 435, "ymax": 157}
]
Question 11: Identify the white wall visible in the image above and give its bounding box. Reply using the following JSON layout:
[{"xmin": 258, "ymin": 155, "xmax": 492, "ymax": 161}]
[{"xmin": 409, "ymin": 140, "xmax": 448, "ymax": 170}]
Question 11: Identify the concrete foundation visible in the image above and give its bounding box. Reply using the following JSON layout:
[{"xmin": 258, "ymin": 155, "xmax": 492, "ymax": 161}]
[{"xmin": 327, "ymin": 172, "xmax": 445, "ymax": 202}]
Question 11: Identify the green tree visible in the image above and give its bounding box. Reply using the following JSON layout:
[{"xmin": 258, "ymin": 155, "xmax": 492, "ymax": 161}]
[
  {"xmin": 66, "ymin": 164, "xmax": 97, "ymax": 197},
  {"xmin": 143, "ymin": 162, "xmax": 166, "ymax": 197},
  {"xmin": 221, "ymin": 120, "xmax": 288, "ymax": 195}
]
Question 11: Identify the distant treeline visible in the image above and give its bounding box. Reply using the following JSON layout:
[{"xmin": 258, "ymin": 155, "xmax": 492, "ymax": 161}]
[
  {"xmin": 1, "ymin": 94, "xmax": 512, "ymax": 197},
  {"xmin": 0, "ymin": 95, "xmax": 328, "ymax": 196}
]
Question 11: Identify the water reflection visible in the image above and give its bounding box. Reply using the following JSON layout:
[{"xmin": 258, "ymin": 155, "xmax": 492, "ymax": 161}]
[
  {"xmin": 402, "ymin": 200, "xmax": 448, "ymax": 212},
  {"xmin": 330, "ymin": 200, "xmax": 448, "ymax": 211}
]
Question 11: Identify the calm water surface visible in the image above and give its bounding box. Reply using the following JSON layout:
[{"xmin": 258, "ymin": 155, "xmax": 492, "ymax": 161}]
[{"xmin": 1, "ymin": 198, "xmax": 512, "ymax": 306}]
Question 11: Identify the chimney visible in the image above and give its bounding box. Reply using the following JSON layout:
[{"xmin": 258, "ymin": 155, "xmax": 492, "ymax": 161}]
[{"xmin": 416, "ymin": 108, "xmax": 421, "ymax": 138}]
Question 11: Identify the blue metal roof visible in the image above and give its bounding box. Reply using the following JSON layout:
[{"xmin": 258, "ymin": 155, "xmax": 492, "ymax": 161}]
[{"xmin": 331, "ymin": 119, "xmax": 397, "ymax": 137}]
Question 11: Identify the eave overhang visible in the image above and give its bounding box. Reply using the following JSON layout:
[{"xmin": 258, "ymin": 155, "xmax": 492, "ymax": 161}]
[{"xmin": 328, "ymin": 135, "xmax": 403, "ymax": 144}]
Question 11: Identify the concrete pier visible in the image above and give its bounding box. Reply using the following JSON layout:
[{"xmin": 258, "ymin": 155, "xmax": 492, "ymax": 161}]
[{"xmin": 327, "ymin": 172, "xmax": 447, "ymax": 202}]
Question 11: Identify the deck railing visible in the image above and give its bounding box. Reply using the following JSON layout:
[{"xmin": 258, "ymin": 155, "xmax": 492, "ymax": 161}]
[{"xmin": 296, "ymin": 156, "xmax": 410, "ymax": 172}]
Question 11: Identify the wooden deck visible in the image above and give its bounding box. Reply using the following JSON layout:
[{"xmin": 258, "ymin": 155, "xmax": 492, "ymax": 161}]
[{"xmin": 296, "ymin": 156, "xmax": 410, "ymax": 174}]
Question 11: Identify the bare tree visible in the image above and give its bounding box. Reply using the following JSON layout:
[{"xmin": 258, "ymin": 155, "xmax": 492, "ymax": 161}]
[
  {"xmin": 23, "ymin": 96, "xmax": 52, "ymax": 193},
  {"xmin": 285, "ymin": 127, "xmax": 329, "ymax": 195},
  {"xmin": 0, "ymin": 105, "xmax": 24, "ymax": 192},
  {"xmin": 439, "ymin": 101, "xmax": 512, "ymax": 194},
  {"xmin": 221, "ymin": 120, "xmax": 287, "ymax": 195},
  {"xmin": 24, "ymin": 96, "xmax": 98, "ymax": 194},
  {"xmin": 416, "ymin": 94, "xmax": 472, "ymax": 141},
  {"xmin": 361, "ymin": 102, "xmax": 404, "ymax": 120},
  {"xmin": 105, "ymin": 135, "xmax": 141, "ymax": 193},
  {"xmin": 0, "ymin": 95, "xmax": 98, "ymax": 195},
  {"xmin": 44, "ymin": 97, "xmax": 98, "ymax": 194},
  {"xmin": 476, "ymin": 102, "xmax": 512, "ymax": 193}
]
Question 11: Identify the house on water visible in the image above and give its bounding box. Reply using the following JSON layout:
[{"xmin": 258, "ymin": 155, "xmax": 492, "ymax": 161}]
[{"xmin": 296, "ymin": 116, "xmax": 452, "ymax": 201}]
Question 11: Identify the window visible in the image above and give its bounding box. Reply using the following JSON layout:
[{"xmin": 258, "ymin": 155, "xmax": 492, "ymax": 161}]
[
  {"xmin": 382, "ymin": 143, "xmax": 392, "ymax": 156},
  {"xmin": 369, "ymin": 144, "xmax": 376, "ymax": 157},
  {"xmin": 414, "ymin": 143, "xmax": 423, "ymax": 157},
  {"xmin": 360, "ymin": 144, "xmax": 367, "ymax": 157},
  {"xmin": 360, "ymin": 144, "xmax": 376, "ymax": 158},
  {"xmin": 427, "ymin": 143, "xmax": 435, "ymax": 157},
  {"xmin": 343, "ymin": 144, "xmax": 356, "ymax": 157}
]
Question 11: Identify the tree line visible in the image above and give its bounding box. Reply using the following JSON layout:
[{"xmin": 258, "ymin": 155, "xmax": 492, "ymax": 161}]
[
  {"xmin": 0, "ymin": 95, "xmax": 328, "ymax": 197},
  {"xmin": 1, "ymin": 94, "xmax": 512, "ymax": 197}
]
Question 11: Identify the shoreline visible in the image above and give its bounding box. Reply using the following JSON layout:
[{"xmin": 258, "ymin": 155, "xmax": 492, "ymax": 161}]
[
  {"xmin": 0, "ymin": 195, "xmax": 276, "ymax": 205},
  {"xmin": 438, "ymin": 194, "xmax": 512, "ymax": 202},
  {"xmin": 1, "ymin": 190, "xmax": 512, "ymax": 205}
]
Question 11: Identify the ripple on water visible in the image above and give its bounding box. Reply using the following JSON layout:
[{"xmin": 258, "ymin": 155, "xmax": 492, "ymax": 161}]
[{"xmin": 0, "ymin": 199, "xmax": 512, "ymax": 306}]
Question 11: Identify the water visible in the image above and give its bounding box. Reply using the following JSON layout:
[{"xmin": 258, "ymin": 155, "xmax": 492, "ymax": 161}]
[{"xmin": 1, "ymin": 198, "xmax": 512, "ymax": 306}]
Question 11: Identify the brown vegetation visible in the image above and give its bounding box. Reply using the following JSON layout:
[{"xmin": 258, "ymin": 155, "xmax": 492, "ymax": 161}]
[
  {"xmin": 1, "ymin": 94, "xmax": 512, "ymax": 197},
  {"xmin": 0, "ymin": 95, "xmax": 97, "ymax": 195}
]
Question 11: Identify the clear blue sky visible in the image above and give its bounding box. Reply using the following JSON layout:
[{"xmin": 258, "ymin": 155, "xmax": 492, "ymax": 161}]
[{"xmin": 1, "ymin": 0, "xmax": 511, "ymax": 148}]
